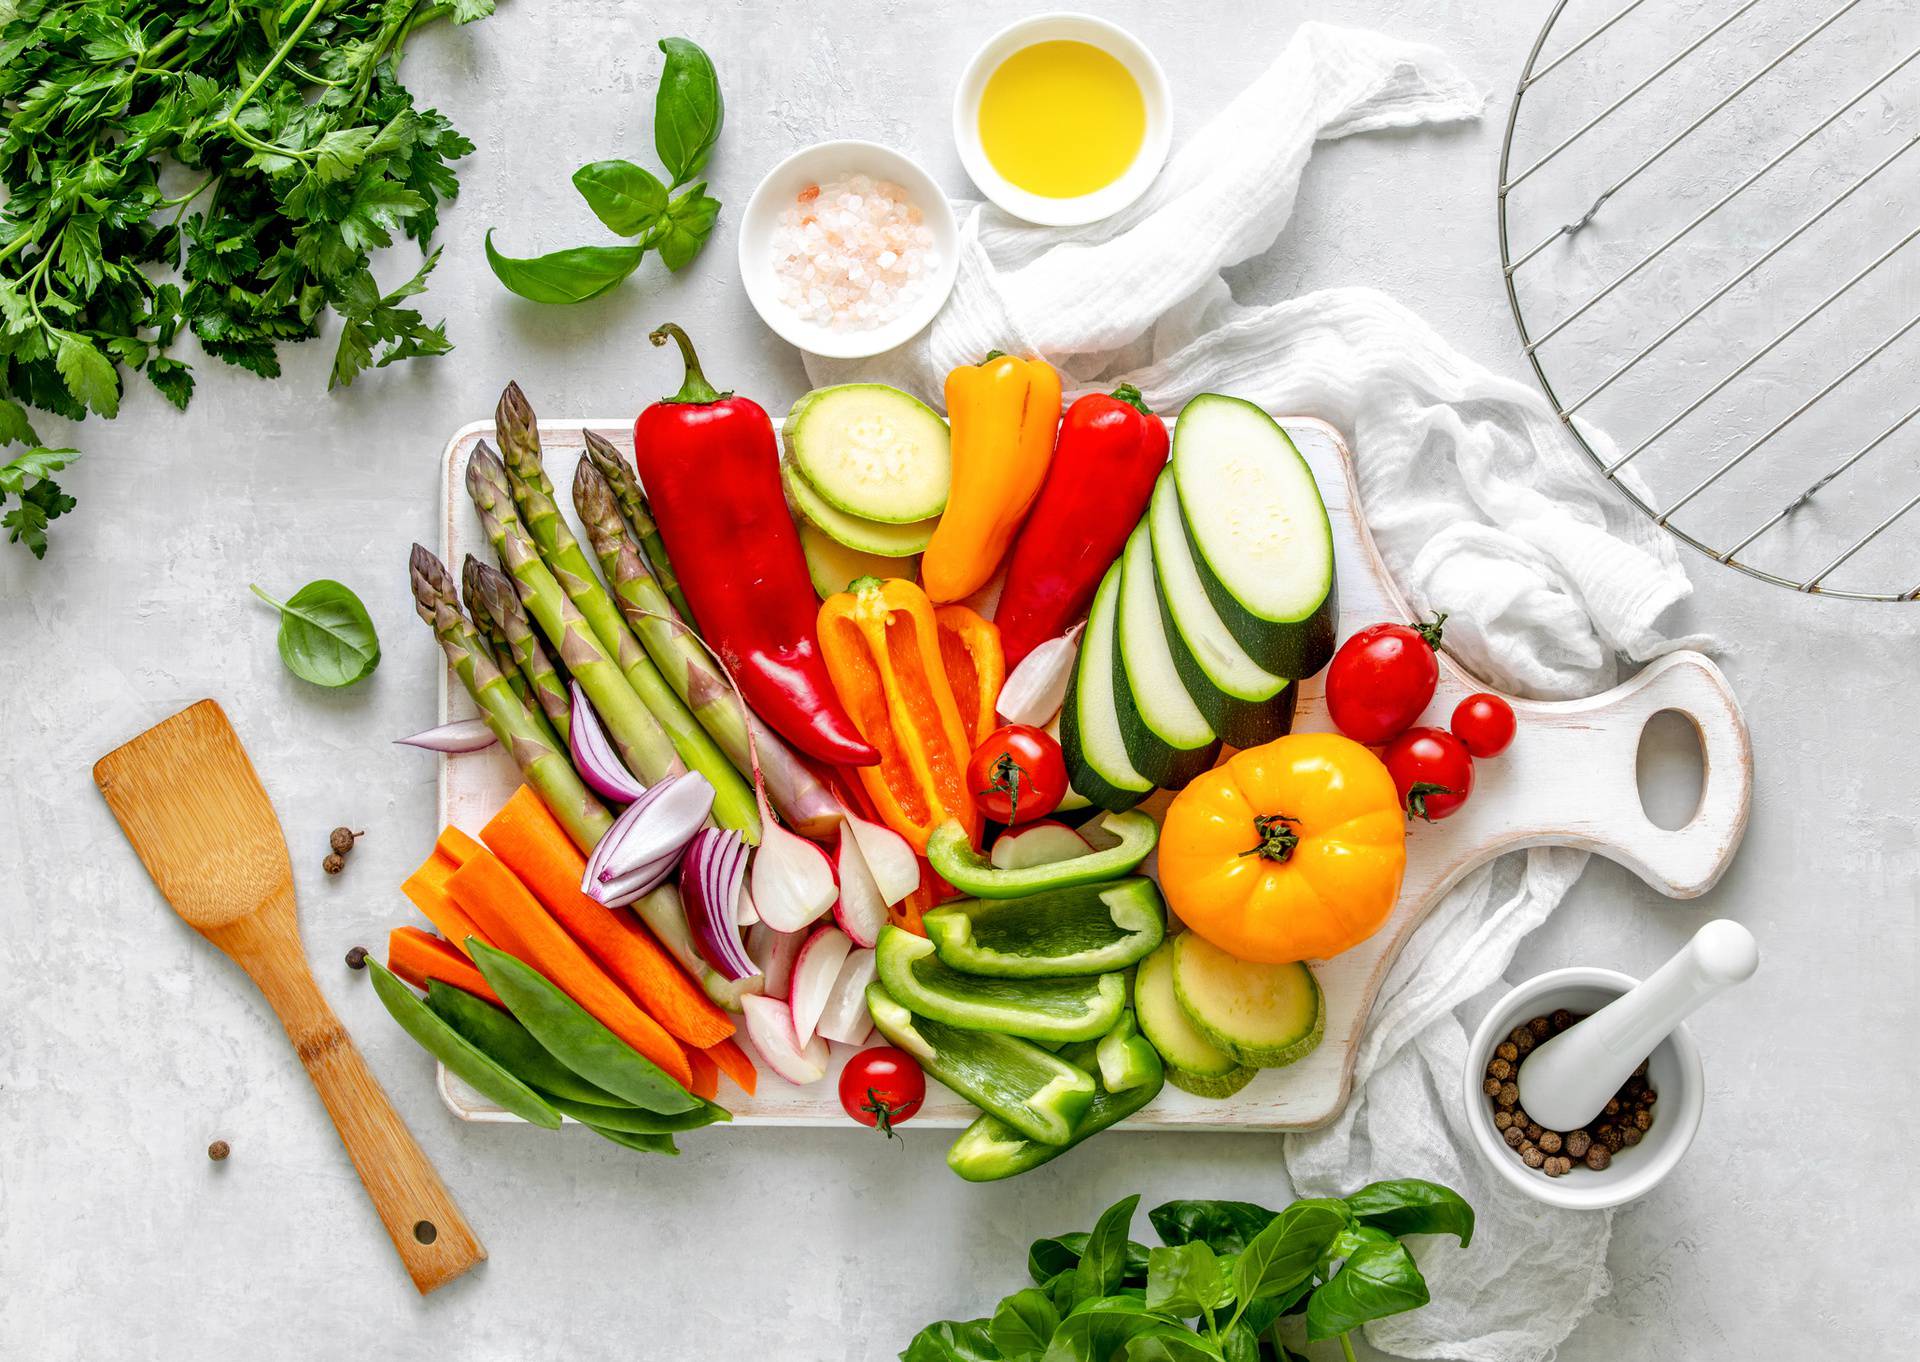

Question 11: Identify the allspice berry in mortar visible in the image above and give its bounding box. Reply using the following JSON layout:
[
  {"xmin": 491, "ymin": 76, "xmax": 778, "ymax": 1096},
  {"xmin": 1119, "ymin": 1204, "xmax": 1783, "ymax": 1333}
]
[{"xmin": 1485, "ymin": 1009, "xmax": 1657, "ymax": 1178}]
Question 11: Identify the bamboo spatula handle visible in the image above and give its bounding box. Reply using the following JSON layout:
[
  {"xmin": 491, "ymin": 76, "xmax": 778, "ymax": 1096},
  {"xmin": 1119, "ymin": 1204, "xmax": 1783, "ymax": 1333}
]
[{"xmin": 233, "ymin": 923, "xmax": 485, "ymax": 1294}]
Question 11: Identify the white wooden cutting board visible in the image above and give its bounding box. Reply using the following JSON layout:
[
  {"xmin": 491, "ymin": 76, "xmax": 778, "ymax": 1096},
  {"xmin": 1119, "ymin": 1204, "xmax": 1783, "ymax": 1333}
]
[{"xmin": 431, "ymin": 415, "xmax": 1752, "ymax": 1132}]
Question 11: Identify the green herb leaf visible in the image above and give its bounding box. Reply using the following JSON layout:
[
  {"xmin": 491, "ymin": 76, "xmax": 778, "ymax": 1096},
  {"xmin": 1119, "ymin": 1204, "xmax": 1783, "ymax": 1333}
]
[
  {"xmin": 1304, "ymin": 1238, "xmax": 1430, "ymax": 1340},
  {"xmin": 0, "ymin": 446, "xmax": 79, "ymax": 559},
  {"xmin": 654, "ymin": 37, "xmax": 723, "ymax": 186},
  {"xmin": 145, "ymin": 357, "xmax": 196, "ymax": 411},
  {"xmin": 572, "ymin": 160, "xmax": 669, "ymax": 237},
  {"xmin": 1029, "ymin": 1233, "xmax": 1150, "ymax": 1287},
  {"xmin": 0, "ymin": 396, "xmax": 40, "ymax": 446},
  {"xmin": 485, "ymin": 230, "xmax": 646, "ymax": 304},
  {"xmin": 53, "ymin": 331, "xmax": 119, "ymax": 418},
  {"xmin": 1040, "ymin": 1300, "xmax": 1171, "ymax": 1362},
  {"xmin": 1144, "ymin": 1243, "xmax": 1232, "ymax": 1318},
  {"xmin": 1231, "ymin": 1199, "xmax": 1349, "ymax": 1306},
  {"xmin": 900, "ymin": 1318, "xmax": 1001, "ymax": 1362},
  {"xmin": 989, "ymin": 1288, "xmax": 1058, "ymax": 1360},
  {"xmin": 250, "ymin": 580, "xmax": 381, "ymax": 687},
  {"xmin": 656, "ymin": 182, "xmax": 720, "ymax": 271},
  {"xmin": 1072, "ymin": 1195, "xmax": 1142, "ymax": 1306},
  {"xmin": 331, "ymin": 247, "xmax": 453, "ymax": 389},
  {"xmin": 1147, "ymin": 1201, "xmax": 1278, "ymax": 1256},
  {"xmin": 1121, "ymin": 1332, "xmax": 1220, "ymax": 1362},
  {"xmin": 1342, "ymin": 1179, "xmax": 1475, "ymax": 1247}
]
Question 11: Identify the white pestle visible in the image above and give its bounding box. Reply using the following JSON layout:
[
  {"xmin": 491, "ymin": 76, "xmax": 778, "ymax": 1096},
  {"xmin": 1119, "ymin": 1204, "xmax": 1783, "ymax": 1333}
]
[{"xmin": 1515, "ymin": 920, "xmax": 1759, "ymax": 1132}]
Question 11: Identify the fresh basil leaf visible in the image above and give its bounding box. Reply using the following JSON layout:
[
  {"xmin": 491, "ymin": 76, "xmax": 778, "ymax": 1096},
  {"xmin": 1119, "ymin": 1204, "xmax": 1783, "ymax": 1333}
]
[
  {"xmin": 484, "ymin": 230, "xmax": 646, "ymax": 304},
  {"xmin": 1304, "ymin": 1239, "xmax": 1429, "ymax": 1341},
  {"xmin": 1122, "ymin": 1332, "xmax": 1220, "ymax": 1362},
  {"xmin": 901, "ymin": 1318, "xmax": 1000, "ymax": 1362},
  {"xmin": 1318, "ymin": 1225, "xmax": 1394, "ymax": 1278},
  {"xmin": 656, "ymin": 183, "xmax": 720, "ymax": 271},
  {"xmin": 1074, "ymin": 1195, "xmax": 1142, "ymax": 1306},
  {"xmin": 1218, "ymin": 1321, "xmax": 1260, "ymax": 1362},
  {"xmin": 1231, "ymin": 1200, "xmax": 1349, "ymax": 1306},
  {"xmin": 572, "ymin": 160, "xmax": 669, "ymax": 238},
  {"xmin": 1144, "ymin": 1243, "xmax": 1232, "ymax": 1318},
  {"xmin": 654, "ymin": 37, "xmax": 723, "ymax": 185},
  {"xmin": 1342, "ymin": 1179, "xmax": 1474, "ymax": 1247},
  {"xmin": 1029, "ymin": 1232, "xmax": 1150, "ymax": 1287},
  {"xmin": 989, "ymin": 1288, "xmax": 1058, "ymax": 1360},
  {"xmin": 250, "ymin": 580, "xmax": 381, "ymax": 687},
  {"xmin": 1148, "ymin": 1201, "xmax": 1278, "ymax": 1255},
  {"xmin": 1040, "ymin": 1299, "xmax": 1168, "ymax": 1362}
]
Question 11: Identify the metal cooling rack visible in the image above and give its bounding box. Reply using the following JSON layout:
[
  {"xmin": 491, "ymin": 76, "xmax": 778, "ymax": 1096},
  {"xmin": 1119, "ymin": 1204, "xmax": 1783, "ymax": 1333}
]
[{"xmin": 1498, "ymin": 0, "xmax": 1920, "ymax": 600}]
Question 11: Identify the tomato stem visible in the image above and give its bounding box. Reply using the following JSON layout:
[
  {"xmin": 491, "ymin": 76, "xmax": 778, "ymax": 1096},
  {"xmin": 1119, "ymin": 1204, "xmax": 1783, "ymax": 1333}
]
[
  {"xmin": 862, "ymin": 1088, "xmax": 908, "ymax": 1140},
  {"xmin": 978, "ymin": 751, "xmax": 1027, "ymax": 826},
  {"xmin": 1413, "ymin": 611, "xmax": 1448, "ymax": 649},
  {"xmin": 1241, "ymin": 812, "xmax": 1301, "ymax": 862},
  {"xmin": 1405, "ymin": 781, "xmax": 1457, "ymax": 822}
]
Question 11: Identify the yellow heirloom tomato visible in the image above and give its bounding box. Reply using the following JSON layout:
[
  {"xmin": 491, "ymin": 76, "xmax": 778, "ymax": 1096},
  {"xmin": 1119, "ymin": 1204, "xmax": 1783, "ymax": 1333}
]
[{"xmin": 1158, "ymin": 733, "xmax": 1406, "ymax": 964}]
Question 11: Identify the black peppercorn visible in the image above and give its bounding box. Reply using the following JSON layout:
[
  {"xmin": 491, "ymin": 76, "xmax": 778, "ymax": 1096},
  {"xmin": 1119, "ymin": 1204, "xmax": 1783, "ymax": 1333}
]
[{"xmin": 345, "ymin": 945, "xmax": 369, "ymax": 970}]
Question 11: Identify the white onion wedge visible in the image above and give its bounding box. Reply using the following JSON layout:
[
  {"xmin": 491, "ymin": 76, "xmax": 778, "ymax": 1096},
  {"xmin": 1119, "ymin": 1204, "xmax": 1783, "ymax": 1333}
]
[
  {"xmin": 996, "ymin": 623, "xmax": 1083, "ymax": 726},
  {"xmin": 751, "ymin": 820, "xmax": 838, "ymax": 931},
  {"xmin": 989, "ymin": 820, "xmax": 1094, "ymax": 871},
  {"xmin": 745, "ymin": 922, "xmax": 806, "ymax": 1001},
  {"xmin": 741, "ymin": 994, "xmax": 828, "ymax": 1086},
  {"xmin": 833, "ymin": 830, "xmax": 889, "ymax": 948},
  {"xmin": 841, "ymin": 811, "xmax": 917, "ymax": 906},
  {"xmin": 789, "ymin": 924, "xmax": 852, "ymax": 1046},
  {"xmin": 815, "ymin": 948, "xmax": 878, "ymax": 1046}
]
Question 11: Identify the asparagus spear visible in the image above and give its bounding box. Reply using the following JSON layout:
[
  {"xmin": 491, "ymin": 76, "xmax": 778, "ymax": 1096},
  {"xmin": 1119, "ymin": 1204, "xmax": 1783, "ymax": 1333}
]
[
  {"xmin": 467, "ymin": 442, "xmax": 688, "ymax": 787},
  {"xmin": 581, "ymin": 427, "xmax": 695, "ymax": 623},
  {"xmin": 574, "ymin": 455, "xmax": 843, "ymax": 838},
  {"xmin": 461, "ymin": 559, "xmax": 534, "ymax": 708},
  {"xmin": 465, "ymin": 554, "xmax": 572, "ymax": 746},
  {"xmin": 409, "ymin": 544, "xmax": 612, "ymax": 853},
  {"xmin": 495, "ymin": 384, "xmax": 759, "ymax": 839}
]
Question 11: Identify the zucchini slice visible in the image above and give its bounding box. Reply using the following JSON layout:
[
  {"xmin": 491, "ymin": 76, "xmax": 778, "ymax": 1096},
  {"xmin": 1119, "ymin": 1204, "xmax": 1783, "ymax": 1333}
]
[
  {"xmin": 782, "ymin": 383, "xmax": 950, "ymax": 522},
  {"xmin": 1148, "ymin": 469, "xmax": 1297, "ymax": 748},
  {"xmin": 1115, "ymin": 520, "xmax": 1220, "ymax": 787},
  {"xmin": 1059, "ymin": 562, "xmax": 1152, "ymax": 812},
  {"xmin": 1171, "ymin": 931, "xmax": 1324, "ymax": 1069},
  {"xmin": 1134, "ymin": 940, "xmax": 1246, "ymax": 1095},
  {"xmin": 922, "ymin": 877, "xmax": 1166, "ymax": 978},
  {"xmin": 875, "ymin": 926, "xmax": 1127, "ymax": 1043},
  {"xmin": 782, "ymin": 459, "xmax": 937, "ymax": 556},
  {"xmin": 796, "ymin": 519, "xmax": 916, "ymax": 599},
  {"xmin": 1171, "ymin": 396, "xmax": 1336, "ymax": 680}
]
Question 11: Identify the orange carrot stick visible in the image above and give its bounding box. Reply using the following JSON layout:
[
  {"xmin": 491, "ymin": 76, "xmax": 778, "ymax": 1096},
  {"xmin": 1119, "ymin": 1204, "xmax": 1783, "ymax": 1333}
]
[
  {"xmin": 388, "ymin": 926, "xmax": 503, "ymax": 1006},
  {"xmin": 401, "ymin": 852, "xmax": 495, "ymax": 958},
  {"xmin": 704, "ymin": 1036, "xmax": 758, "ymax": 1097},
  {"xmin": 481, "ymin": 786, "xmax": 734, "ymax": 1048},
  {"xmin": 437, "ymin": 825, "xmax": 485, "ymax": 866},
  {"xmin": 686, "ymin": 1046, "xmax": 719, "ymax": 1100},
  {"xmin": 445, "ymin": 847, "xmax": 693, "ymax": 1089}
]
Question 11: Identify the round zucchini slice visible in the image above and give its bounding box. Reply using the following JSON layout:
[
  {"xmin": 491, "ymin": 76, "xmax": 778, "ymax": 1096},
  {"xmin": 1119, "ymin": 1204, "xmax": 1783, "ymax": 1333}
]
[{"xmin": 1170, "ymin": 931, "xmax": 1324, "ymax": 1069}]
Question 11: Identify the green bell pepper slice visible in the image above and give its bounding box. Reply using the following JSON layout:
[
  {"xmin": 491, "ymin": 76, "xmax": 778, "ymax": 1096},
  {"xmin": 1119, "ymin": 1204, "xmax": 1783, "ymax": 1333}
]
[
  {"xmin": 876, "ymin": 926, "xmax": 1126, "ymax": 1043},
  {"xmin": 926, "ymin": 810, "xmax": 1158, "ymax": 899},
  {"xmin": 1095, "ymin": 1009, "xmax": 1158, "ymax": 1093},
  {"xmin": 947, "ymin": 1013, "xmax": 1165, "ymax": 1182},
  {"xmin": 923, "ymin": 877, "xmax": 1166, "ymax": 978},
  {"xmin": 867, "ymin": 982, "xmax": 1096, "ymax": 1145}
]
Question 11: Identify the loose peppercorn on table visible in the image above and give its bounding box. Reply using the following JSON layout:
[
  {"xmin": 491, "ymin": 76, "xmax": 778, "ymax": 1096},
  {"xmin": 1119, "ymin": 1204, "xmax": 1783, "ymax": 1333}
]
[{"xmin": 432, "ymin": 412, "xmax": 1754, "ymax": 1131}]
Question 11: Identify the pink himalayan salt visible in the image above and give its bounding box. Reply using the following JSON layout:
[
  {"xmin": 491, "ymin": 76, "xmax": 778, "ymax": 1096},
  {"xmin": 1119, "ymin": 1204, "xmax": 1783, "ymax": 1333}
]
[{"xmin": 771, "ymin": 172, "xmax": 938, "ymax": 332}]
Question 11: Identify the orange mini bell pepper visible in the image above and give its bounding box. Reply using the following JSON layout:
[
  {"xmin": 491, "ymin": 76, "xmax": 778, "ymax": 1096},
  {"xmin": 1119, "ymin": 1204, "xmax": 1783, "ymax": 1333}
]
[
  {"xmin": 818, "ymin": 576, "xmax": 981, "ymax": 852},
  {"xmin": 922, "ymin": 353, "xmax": 1062, "ymax": 602},
  {"xmin": 934, "ymin": 604, "xmax": 1004, "ymax": 746}
]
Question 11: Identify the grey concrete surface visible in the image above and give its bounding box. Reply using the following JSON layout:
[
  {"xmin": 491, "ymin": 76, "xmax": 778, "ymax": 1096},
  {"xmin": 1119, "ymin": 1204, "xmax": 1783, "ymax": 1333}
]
[{"xmin": 3, "ymin": 2, "xmax": 1915, "ymax": 1358}]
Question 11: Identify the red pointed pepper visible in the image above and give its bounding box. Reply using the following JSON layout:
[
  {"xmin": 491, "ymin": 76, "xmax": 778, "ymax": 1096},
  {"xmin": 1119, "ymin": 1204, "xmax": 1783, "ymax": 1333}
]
[
  {"xmin": 632, "ymin": 325, "xmax": 878, "ymax": 767},
  {"xmin": 993, "ymin": 384, "xmax": 1170, "ymax": 668}
]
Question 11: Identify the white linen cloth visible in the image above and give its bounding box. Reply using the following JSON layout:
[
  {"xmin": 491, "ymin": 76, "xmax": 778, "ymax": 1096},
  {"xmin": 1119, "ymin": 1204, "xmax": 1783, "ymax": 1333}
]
[{"xmin": 807, "ymin": 22, "xmax": 1697, "ymax": 1360}]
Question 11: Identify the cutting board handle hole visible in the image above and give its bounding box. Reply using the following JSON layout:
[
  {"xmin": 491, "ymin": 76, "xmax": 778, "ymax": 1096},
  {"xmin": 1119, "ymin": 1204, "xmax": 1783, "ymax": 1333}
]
[
  {"xmin": 413, "ymin": 1220, "xmax": 438, "ymax": 1245},
  {"xmin": 1636, "ymin": 709, "xmax": 1705, "ymax": 832}
]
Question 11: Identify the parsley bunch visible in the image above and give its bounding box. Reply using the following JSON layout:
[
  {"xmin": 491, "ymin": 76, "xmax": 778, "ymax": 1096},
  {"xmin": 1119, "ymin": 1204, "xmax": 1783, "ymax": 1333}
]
[{"xmin": 0, "ymin": 0, "xmax": 501, "ymax": 557}]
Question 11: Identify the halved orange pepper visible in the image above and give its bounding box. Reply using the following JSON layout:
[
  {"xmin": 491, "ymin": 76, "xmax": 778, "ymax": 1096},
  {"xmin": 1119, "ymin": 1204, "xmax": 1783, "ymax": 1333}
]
[
  {"xmin": 934, "ymin": 604, "xmax": 1004, "ymax": 746},
  {"xmin": 818, "ymin": 576, "xmax": 980, "ymax": 853}
]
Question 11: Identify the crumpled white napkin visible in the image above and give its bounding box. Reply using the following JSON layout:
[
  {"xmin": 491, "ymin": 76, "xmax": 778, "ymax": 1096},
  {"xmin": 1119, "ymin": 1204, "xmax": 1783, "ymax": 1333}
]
[{"xmin": 805, "ymin": 21, "xmax": 1697, "ymax": 1360}]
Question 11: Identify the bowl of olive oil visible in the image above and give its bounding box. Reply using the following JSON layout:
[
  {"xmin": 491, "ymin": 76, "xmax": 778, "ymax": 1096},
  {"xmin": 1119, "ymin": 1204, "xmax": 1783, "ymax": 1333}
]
[{"xmin": 954, "ymin": 13, "xmax": 1171, "ymax": 226}]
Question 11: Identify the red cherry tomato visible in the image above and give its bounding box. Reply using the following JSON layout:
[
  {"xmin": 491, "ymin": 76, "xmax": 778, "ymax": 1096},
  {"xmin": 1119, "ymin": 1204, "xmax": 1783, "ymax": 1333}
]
[
  {"xmin": 966, "ymin": 724, "xmax": 1067, "ymax": 826},
  {"xmin": 1382, "ymin": 726, "xmax": 1475, "ymax": 822},
  {"xmin": 1450, "ymin": 692, "xmax": 1516, "ymax": 758},
  {"xmin": 1325, "ymin": 614, "xmax": 1447, "ymax": 745},
  {"xmin": 838, "ymin": 1046, "xmax": 925, "ymax": 1137}
]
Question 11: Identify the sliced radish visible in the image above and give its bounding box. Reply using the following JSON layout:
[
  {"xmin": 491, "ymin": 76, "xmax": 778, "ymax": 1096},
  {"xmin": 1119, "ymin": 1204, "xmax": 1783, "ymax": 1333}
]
[
  {"xmin": 751, "ymin": 821, "xmax": 838, "ymax": 931},
  {"xmin": 989, "ymin": 820, "xmax": 1094, "ymax": 871},
  {"xmin": 736, "ymin": 880, "xmax": 760, "ymax": 926},
  {"xmin": 789, "ymin": 924, "xmax": 853, "ymax": 1046},
  {"xmin": 741, "ymin": 994, "xmax": 828, "ymax": 1086},
  {"xmin": 841, "ymin": 811, "xmax": 918, "ymax": 905},
  {"xmin": 833, "ymin": 829, "xmax": 889, "ymax": 947},
  {"xmin": 745, "ymin": 922, "xmax": 806, "ymax": 1001},
  {"xmin": 815, "ymin": 948, "xmax": 878, "ymax": 1046}
]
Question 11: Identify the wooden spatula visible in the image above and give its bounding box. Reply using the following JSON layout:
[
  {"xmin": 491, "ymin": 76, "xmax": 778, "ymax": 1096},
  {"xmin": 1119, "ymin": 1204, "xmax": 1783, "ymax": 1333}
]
[{"xmin": 94, "ymin": 699, "xmax": 485, "ymax": 1294}]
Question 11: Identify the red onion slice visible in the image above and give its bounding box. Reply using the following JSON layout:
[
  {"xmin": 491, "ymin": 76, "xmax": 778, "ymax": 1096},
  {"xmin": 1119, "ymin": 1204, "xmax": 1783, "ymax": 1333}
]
[
  {"xmin": 395, "ymin": 718, "xmax": 498, "ymax": 753},
  {"xmin": 683, "ymin": 827, "xmax": 760, "ymax": 981},
  {"xmin": 580, "ymin": 771, "xmax": 713, "ymax": 898},
  {"xmin": 568, "ymin": 681, "xmax": 647, "ymax": 803}
]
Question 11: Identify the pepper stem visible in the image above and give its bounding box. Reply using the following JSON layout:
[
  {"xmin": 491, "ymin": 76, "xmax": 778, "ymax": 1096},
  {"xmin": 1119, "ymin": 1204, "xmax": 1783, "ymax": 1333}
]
[
  {"xmin": 1109, "ymin": 382, "xmax": 1152, "ymax": 415},
  {"xmin": 650, "ymin": 323, "xmax": 729, "ymax": 404},
  {"xmin": 1240, "ymin": 812, "xmax": 1301, "ymax": 862},
  {"xmin": 1414, "ymin": 610, "xmax": 1447, "ymax": 649}
]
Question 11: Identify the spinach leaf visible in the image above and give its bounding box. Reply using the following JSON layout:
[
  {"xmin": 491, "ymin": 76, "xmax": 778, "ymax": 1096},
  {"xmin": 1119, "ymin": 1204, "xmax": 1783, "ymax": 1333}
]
[
  {"xmin": 1073, "ymin": 1195, "xmax": 1142, "ymax": 1305},
  {"xmin": 901, "ymin": 1318, "xmax": 1000, "ymax": 1362},
  {"xmin": 1304, "ymin": 1239, "xmax": 1430, "ymax": 1341},
  {"xmin": 1231, "ymin": 1199, "xmax": 1349, "ymax": 1307},
  {"xmin": 484, "ymin": 232, "xmax": 646, "ymax": 304},
  {"xmin": 656, "ymin": 183, "xmax": 721, "ymax": 271},
  {"xmin": 572, "ymin": 160, "xmax": 669, "ymax": 238},
  {"xmin": 250, "ymin": 581, "xmax": 380, "ymax": 687},
  {"xmin": 654, "ymin": 37, "xmax": 724, "ymax": 186},
  {"xmin": 1148, "ymin": 1201, "xmax": 1277, "ymax": 1255},
  {"xmin": 1144, "ymin": 1243, "xmax": 1232, "ymax": 1318},
  {"xmin": 990, "ymin": 1288, "xmax": 1058, "ymax": 1360},
  {"xmin": 1029, "ymin": 1233, "xmax": 1149, "ymax": 1287},
  {"xmin": 1343, "ymin": 1179, "xmax": 1475, "ymax": 1247}
]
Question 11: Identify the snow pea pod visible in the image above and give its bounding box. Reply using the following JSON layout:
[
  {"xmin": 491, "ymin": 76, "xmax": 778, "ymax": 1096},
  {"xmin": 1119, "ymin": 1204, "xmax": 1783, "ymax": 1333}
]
[
  {"xmin": 468, "ymin": 939, "xmax": 699, "ymax": 1114},
  {"xmin": 585, "ymin": 1125, "xmax": 679, "ymax": 1155},
  {"xmin": 545, "ymin": 1094, "xmax": 731, "ymax": 1134},
  {"xmin": 424, "ymin": 980, "xmax": 619, "ymax": 1106},
  {"xmin": 365, "ymin": 960, "xmax": 562, "ymax": 1129}
]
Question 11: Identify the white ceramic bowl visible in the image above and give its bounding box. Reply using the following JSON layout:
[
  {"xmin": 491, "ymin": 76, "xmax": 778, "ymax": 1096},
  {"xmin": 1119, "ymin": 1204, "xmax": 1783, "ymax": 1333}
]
[
  {"xmin": 952, "ymin": 12, "xmax": 1171, "ymax": 226},
  {"xmin": 1463, "ymin": 968, "xmax": 1705, "ymax": 1211},
  {"xmin": 736, "ymin": 140, "xmax": 960, "ymax": 360}
]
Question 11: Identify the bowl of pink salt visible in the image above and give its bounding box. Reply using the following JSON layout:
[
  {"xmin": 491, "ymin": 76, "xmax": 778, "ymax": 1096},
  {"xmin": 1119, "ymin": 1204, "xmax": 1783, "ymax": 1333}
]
[{"xmin": 738, "ymin": 140, "xmax": 960, "ymax": 360}]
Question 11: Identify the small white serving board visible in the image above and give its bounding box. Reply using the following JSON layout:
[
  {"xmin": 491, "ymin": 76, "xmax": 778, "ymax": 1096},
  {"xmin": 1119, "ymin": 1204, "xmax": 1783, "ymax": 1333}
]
[{"xmin": 433, "ymin": 415, "xmax": 1752, "ymax": 1131}]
